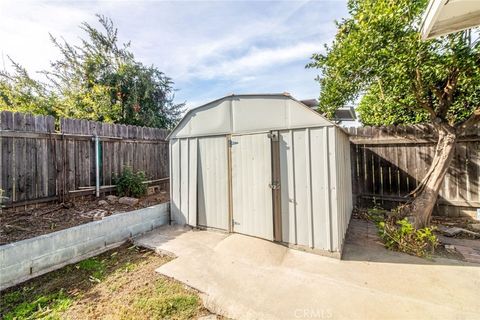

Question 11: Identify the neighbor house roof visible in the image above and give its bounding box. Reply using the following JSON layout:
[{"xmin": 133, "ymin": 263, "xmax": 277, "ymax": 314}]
[
  {"xmin": 300, "ymin": 99, "xmax": 356, "ymax": 122},
  {"xmin": 421, "ymin": 0, "xmax": 480, "ymax": 39}
]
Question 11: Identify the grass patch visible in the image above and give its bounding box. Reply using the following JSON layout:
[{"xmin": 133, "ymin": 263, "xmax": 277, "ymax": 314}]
[
  {"xmin": 0, "ymin": 243, "xmax": 209, "ymax": 320},
  {"xmin": 132, "ymin": 279, "xmax": 201, "ymax": 319},
  {"xmin": 76, "ymin": 257, "xmax": 107, "ymax": 282},
  {"xmin": 2, "ymin": 290, "xmax": 72, "ymax": 320}
]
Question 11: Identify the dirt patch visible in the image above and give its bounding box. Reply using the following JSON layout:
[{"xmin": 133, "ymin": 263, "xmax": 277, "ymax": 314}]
[
  {"xmin": 0, "ymin": 243, "xmax": 212, "ymax": 319},
  {"xmin": 0, "ymin": 191, "xmax": 169, "ymax": 245}
]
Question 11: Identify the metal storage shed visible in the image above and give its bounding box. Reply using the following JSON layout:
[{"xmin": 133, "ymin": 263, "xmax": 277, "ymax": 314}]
[{"xmin": 168, "ymin": 93, "xmax": 353, "ymax": 257}]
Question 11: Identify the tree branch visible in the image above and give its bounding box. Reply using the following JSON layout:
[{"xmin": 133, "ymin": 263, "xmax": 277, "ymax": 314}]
[
  {"xmin": 456, "ymin": 107, "xmax": 480, "ymax": 135},
  {"xmin": 430, "ymin": 85, "xmax": 443, "ymax": 101},
  {"xmin": 413, "ymin": 68, "xmax": 436, "ymax": 120},
  {"xmin": 437, "ymin": 68, "xmax": 459, "ymax": 118}
]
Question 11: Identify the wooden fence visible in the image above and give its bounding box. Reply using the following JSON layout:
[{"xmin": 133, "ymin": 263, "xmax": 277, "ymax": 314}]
[
  {"xmin": 347, "ymin": 124, "xmax": 480, "ymax": 217},
  {"xmin": 0, "ymin": 111, "xmax": 169, "ymax": 208}
]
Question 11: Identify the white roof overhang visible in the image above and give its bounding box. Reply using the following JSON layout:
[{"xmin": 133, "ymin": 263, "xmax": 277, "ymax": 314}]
[{"xmin": 421, "ymin": 0, "xmax": 480, "ymax": 39}]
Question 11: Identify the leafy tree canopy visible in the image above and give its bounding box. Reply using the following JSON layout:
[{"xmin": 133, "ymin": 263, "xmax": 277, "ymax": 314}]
[
  {"xmin": 308, "ymin": 0, "xmax": 480, "ymax": 228},
  {"xmin": 0, "ymin": 15, "xmax": 184, "ymax": 128},
  {"xmin": 308, "ymin": 0, "xmax": 480, "ymax": 128}
]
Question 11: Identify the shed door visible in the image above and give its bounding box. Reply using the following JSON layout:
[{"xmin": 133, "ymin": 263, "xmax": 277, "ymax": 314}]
[
  {"xmin": 231, "ymin": 133, "xmax": 274, "ymax": 240},
  {"xmin": 197, "ymin": 136, "xmax": 229, "ymax": 230}
]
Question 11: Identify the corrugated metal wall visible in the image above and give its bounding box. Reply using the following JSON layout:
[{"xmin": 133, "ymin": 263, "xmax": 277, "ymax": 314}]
[
  {"xmin": 170, "ymin": 126, "xmax": 352, "ymax": 255},
  {"xmin": 171, "ymin": 138, "xmax": 198, "ymax": 226},
  {"xmin": 278, "ymin": 127, "xmax": 352, "ymax": 252},
  {"xmin": 334, "ymin": 128, "xmax": 353, "ymax": 250},
  {"xmin": 170, "ymin": 136, "xmax": 228, "ymax": 229}
]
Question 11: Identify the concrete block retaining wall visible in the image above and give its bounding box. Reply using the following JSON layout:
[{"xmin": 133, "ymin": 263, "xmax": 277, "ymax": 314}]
[{"xmin": 0, "ymin": 202, "xmax": 169, "ymax": 290}]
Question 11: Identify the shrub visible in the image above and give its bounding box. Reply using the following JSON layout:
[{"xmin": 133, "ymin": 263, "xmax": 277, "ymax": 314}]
[
  {"xmin": 114, "ymin": 167, "xmax": 147, "ymax": 198},
  {"xmin": 377, "ymin": 217, "xmax": 438, "ymax": 258}
]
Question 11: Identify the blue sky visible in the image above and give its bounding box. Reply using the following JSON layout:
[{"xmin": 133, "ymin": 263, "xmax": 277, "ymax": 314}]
[{"xmin": 0, "ymin": 0, "xmax": 348, "ymax": 110}]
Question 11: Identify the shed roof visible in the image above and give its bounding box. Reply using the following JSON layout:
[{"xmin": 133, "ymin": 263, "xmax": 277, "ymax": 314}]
[
  {"xmin": 168, "ymin": 94, "xmax": 334, "ymax": 139},
  {"xmin": 421, "ymin": 0, "xmax": 480, "ymax": 39}
]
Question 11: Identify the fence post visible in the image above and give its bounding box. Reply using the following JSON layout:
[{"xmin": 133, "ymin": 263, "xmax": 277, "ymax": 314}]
[{"xmin": 94, "ymin": 135, "xmax": 100, "ymax": 198}]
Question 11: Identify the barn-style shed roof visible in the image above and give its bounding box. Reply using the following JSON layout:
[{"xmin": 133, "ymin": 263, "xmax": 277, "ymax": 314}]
[{"xmin": 168, "ymin": 93, "xmax": 334, "ymax": 139}]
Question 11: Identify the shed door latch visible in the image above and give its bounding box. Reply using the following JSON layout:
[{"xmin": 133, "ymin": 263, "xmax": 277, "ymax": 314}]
[
  {"xmin": 269, "ymin": 181, "xmax": 281, "ymax": 190},
  {"xmin": 268, "ymin": 131, "xmax": 279, "ymax": 141}
]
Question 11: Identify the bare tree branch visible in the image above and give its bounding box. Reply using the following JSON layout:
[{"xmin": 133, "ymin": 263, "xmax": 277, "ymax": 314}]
[{"xmin": 456, "ymin": 107, "xmax": 480, "ymax": 134}]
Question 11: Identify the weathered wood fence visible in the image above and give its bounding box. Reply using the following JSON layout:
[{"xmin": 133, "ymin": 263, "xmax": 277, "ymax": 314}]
[
  {"xmin": 2, "ymin": 110, "xmax": 478, "ymax": 216},
  {"xmin": 0, "ymin": 111, "xmax": 169, "ymax": 208},
  {"xmin": 348, "ymin": 124, "xmax": 480, "ymax": 217}
]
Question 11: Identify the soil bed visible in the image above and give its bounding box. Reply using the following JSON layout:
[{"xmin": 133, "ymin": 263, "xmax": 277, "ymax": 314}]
[
  {"xmin": 0, "ymin": 192, "xmax": 169, "ymax": 245},
  {"xmin": 0, "ymin": 243, "xmax": 211, "ymax": 320}
]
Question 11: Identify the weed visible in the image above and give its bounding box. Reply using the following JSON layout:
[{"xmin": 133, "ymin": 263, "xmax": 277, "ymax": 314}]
[
  {"xmin": 114, "ymin": 166, "xmax": 147, "ymax": 198},
  {"xmin": 123, "ymin": 261, "xmax": 136, "ymax": 273},
  {"xmin": 76, "ymin": 257, "xmax": 107, "ymax": 280},
  {"xmin": 377, "ymin": 217, "xmax": 438, "ymax": 257},
  {"xmin": 364, "ymin": 207, "xmax": 438, "ymax": 258}
]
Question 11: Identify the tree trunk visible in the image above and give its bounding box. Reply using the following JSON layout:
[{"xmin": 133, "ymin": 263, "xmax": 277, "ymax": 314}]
[{"xmin": 403, "ymin": 125, "xmax": 457, "ymax": 228}]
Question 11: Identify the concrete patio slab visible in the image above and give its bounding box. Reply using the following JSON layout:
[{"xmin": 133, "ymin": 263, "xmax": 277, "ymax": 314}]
[{"xmin": 134, "ymin": 223, "xmax": 480, "ymax": 320}]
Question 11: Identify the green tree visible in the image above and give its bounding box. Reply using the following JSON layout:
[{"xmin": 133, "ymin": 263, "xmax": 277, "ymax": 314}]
[
  {"xmin": 308, "ymin": 0, "xmax": 480, "ymax": 227},
  {"xmin": 0, "ymin": 15, "xmax": 184, "ymax": 129},
  {"xmin": 0, "ymin": 59, "xmax": 59, "ymax": 116}
]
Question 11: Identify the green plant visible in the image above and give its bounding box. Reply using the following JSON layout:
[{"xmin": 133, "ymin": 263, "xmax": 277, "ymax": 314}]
[
  {"xmin": 2, "ymin": 290, "xmax": 72, "ymax": 320},
  {"xmin": 377, "ymin": 217, "xmax": 438, "ymax": 258},
  {"xmin": 76, "ymin": 257, "xmax": 107, "ymax": 281},
  {"xmin": 114, "ymin": 167, "xmax": 147, "ymax": 198}
]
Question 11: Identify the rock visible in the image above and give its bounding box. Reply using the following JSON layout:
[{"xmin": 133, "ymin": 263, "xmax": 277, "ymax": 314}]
[
  {"xmin": 118, "ymin": 197, "xmax": 139, "ymax": 206},
  {"xmin": 81, "ymin": 209, "xmax": 108, "ymax": 220},
  {"xmin": 147, "ymin": 186, "xmax": 160, "ymax": 195},
  {"xmin": 444, "ymin": 244, "xmax": 456, "ymax": 252},
  {"xmin": 93, "ymin": 210, "xmax": 107, "ymax": 220},
  {"xmin": 106, "ymin": 195, "xmax": 119, "ymax": 204},
  {"xmin": 98, "ymin": 200, "xmax": 108, "ymax": 206},
  {"xmin": 470, "ymin": 224, "xmax": 480, "ymax": 232}
]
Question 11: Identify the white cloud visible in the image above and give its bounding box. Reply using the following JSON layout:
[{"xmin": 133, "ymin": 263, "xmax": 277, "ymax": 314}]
[
  {"xmin": 0, "ymin": 1, "xmax": 94, "ymax": 75},
  {"xmin": 0, "ymin": 0, "xmax": 348, "ymax": 110},
  {"xmin": 192, "ymin": 42, "xmax": 324, "ymax": 80}
]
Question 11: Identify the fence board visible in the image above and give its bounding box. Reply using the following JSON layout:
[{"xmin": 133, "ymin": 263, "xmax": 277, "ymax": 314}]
[
  {"xmin": 1, "ymin": 111, "xmax": 169, "ymax": 207},
  {"xmin": 350, "ymin": 123, "xmax": 480, "ymax": 215}
]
